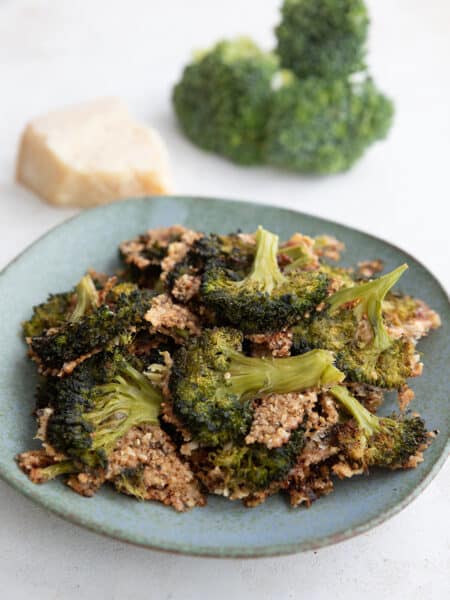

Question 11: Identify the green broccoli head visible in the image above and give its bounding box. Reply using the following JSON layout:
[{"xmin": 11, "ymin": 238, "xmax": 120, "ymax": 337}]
[
  {"xmin": 170, "ymin": 327, "xmax": 344, "ymax": 447},
  {"xmin": 201, "ymin": 226, "xmax": 330, "ymax": 333},
  {"xmin": 205, "ymin": 428, "xmax": 305, "ymax": 497},
  {"xmin": 330, "ymin": 386, "xmax": 427, "ymax": 469},
  {"xmin": 275, "ymin": 0, "xmax": 369, "ymax": 79},
  {"xmin": 30, "ymin": 286, "xmax": 155, "ymax": 372},
  {"xmin": 45, "ymin": 351, "xmax": 162, "ymax": 468},
  {"xmin": 173, "ymin": 37, "xmax": 278, "ymax": 165},
  {"xmin": 23, "ymin": 292, "xmax": 74, "ymax": 338},
  {"xmin": 292, "ymin": 265, "xmax": 413, "ymax": 388},
  {"xmin": 265, "ymin": 73, "xmax": 394, "ymax": 174}
]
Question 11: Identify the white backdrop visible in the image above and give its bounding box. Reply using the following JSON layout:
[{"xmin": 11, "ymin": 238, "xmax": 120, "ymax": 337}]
[{"xmin": 0, "ymin": 1, "xmax": 449, "ymax": 598}]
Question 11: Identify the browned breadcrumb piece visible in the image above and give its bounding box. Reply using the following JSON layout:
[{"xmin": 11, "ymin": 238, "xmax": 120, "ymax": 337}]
[
  {"xmin": 236, "ymin": 232, "xmax": 256, "ymax": 245},
  {"xmin": 247, "ymin": 330, "xmax": 293, "ymax": 358},
  {"xmin": 144, "ymin": 294, "xmax": 200, "ymax": 339},
  {"xmin": 243, "ymin": 481, "xmax": 285, "ymax": 507},
  {"xmin": 67, "ymin": 471, "xmax": 106, "ymax": 497},
  {"xmin": 87, "ymin": 268, "xmax": 110, "ymax": 287},
  {"xmin": 109, "ymin": 425, "xmax": 205, "ymax": 511},
  {"xmin": 314, "ymin": 235, "xmax": 345, "ymax": 261},
  {"xmin": 119, "ymin": 225, "xmax": 189, "ymax": 269},
  {"xmin": 332, "ymin": 460, "xmax": 365, "ymax": 479},
  {"xmin": 172, "ymin": 274, "xmax": 201, "ymax": 302},
  {"xmin": 409, "ymin": 352, "xmax": 423, "ymax": 378},
  {"xmin": 386, "ymin": 298, "xmax": 442, "ymax": 342},
  {"xmin": 97, "ymin": 275, "xmax": 117, "ymax": 304},
  {"xmin": 398, "ymin": 384, "xmax": 415, "ymax": 411},
  {"xmin": 16, "ymin": 449, "xmax": 56, "ymax": 483},
  {"xmin": 279, "ymin": 233, "xmax": 320, "ymax": 270},
  {"xmin": 345, "ymin": 383, "xmax": 385, "ymax": 413},
  {"xmin": 288, "ymin": 464, "xmax": 334, "ymax": 507},
  {"xmin": 246, "ymin": 391, "xmax": 317, "ymax": 449},
  {"xmin": 160, "ymin": 242, "xmax": 190, "ymax": 280},
  {"xmin": 357, "ymin": 259, "xmax": 384, "ymax": 278}
]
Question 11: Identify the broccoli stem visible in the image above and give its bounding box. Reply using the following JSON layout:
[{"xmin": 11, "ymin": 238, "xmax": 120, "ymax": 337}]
[
  {"xmin": 69, "ymin": 274, "xmax": 99, "ymax": 322},
  {"xmin": 85, "ymin": 363, "xmax": 162, "ymax": 453},
  {"xmin": 38, "ymin": 460, "xmax": 76, "ymax": 482},
  {"xmin": 330, "ymin": 385, "xmax": 378, "ymax": 435},
  {"xmin": 225, "ymin": 349, "xmax": 344, "ymax": 399},
  {"xmin": 243, "ymin": 226, "xmax": 286, "ymax": 293},
  {"xmin": 328, "ymin": 264, "xmax": 408, "ymax": 352}
]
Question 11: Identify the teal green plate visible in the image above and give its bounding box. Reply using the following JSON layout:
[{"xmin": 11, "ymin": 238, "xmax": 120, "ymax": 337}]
[{"xmin": 0, "ymin": 196, "xmax": 448, "ymax": 557}]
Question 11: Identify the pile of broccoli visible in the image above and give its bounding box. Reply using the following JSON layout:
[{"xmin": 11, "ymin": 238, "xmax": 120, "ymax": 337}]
[
  {"xmin": 173, "ymin": 0, "xmax": 393, "ymax": 174},
  {"xmin": 18, "ymin": 224, "xmax": 438, "ymax": 509}
]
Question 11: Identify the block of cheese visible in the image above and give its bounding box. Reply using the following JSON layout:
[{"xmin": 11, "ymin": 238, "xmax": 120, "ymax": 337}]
[{"xmin": 16, "ymin": 98, "xmax": 172, "ymax": 207}]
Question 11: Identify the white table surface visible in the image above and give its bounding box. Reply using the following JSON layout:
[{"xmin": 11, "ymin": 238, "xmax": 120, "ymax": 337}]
[{"xmin": 1, "ymin": 1, "xmax": 449, "ymax": 598}]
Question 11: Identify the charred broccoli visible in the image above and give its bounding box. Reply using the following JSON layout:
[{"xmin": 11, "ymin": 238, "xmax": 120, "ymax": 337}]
[
  {"xmin": 265, "ymin": 73, "xmax": 394, "ymax": 174},
  {"xmin": 173, "ymin": 37, "xmax": 278, "ymax": 164},
  {"xmin": 275, "ymin": 0, "xmax": 369, "ymax": 79},
  {"xmin": 330, "ymin": 386, "xmax": 427, "ymax": 469},
  {"xmin": 44, "ymin": 350, "xmax": 162, "ymax": 469},
  {"xmin": 201, "ymin": 226, "xmax": 330, "ymax": 333},
  {"xmin": 292, "ymin": 265, "xmax": 414, "ymax": 388},
  {"xmin": 203, "ymin": 428, "xmax": 305, "ymax": 498},
  {"xmin": 170, "ymin": 327, "xmax": 344, "ymax": 446},
  {"xmin": 29, "ymin": 286, "xmax": 155, "ymax": 372}
]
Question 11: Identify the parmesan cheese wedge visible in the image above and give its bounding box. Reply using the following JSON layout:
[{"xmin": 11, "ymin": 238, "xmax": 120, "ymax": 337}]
[{"xmin": 16, "ymin": 98, "xmax": 172, "ymax": 207}]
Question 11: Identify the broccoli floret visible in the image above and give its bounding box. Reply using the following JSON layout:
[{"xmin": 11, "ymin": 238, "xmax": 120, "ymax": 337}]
[
  {"xmin": 69, "ymin": 274, "xmax": 99, "ymax": 322},
  {"xmin": 275, "ymin": 0, "xmax": 369, "ymax": 79},
  {"xmin": 205, "ymin": 428, "xmax": 305, "ymax": 497},
  {"xmin": 265, "ymin": 73, "xmax": 394, "ymax": 174},
  {"xmin": 170, "ymin": 327, "xmax": 344, "ymax": 446},
  {"xmin": 330, "ymin": 386, "xmax": 427, "ymax": 468},
  {"xmin": 292, "ymin": 265, "xmax": 414, "ymax": 388},
  {"xmin": 23, "ymin": 292, "xmax": 73, "ymax": 338},
  {"xmin": 201, "ymin": 226, "xmax": 330, "ymax": 333},
  {"xmin": 30, "ymin": 286, "xmax": 155, "ymax": 372},
  {"xmin": 45, "ymin": 351, "xmax": 162, "ymax": 468},
  {"xmin": 29, "ymin": 460, "xmax": 77, "ymax": 483},
  {"xmin": 173, "ymin": 38, "xmax": 278, "ymax": 165}
]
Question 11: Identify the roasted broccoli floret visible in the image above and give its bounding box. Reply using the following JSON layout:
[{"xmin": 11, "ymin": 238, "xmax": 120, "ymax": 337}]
[
  {"xmin": 23, "ymin": 274, "xmax": 98, "ymax": 338},
  {"xmin": 201, "ymin": 226, "xmax": 330, "ymax": 333},
  {"xmin": 173, "ymin": 37, "xmax": 278, "ymax": 164},
  {"xmin": 30, "ymin": 286, "xmax": 155, "ymax": 372},
  {"xmin": 170, "ymin": 327, "xmax": 344, "ymax": 446},
  {"xmin": 204, "ymin": 428, "xmax": 305, "ymax": 498},
  {"xmin": 275, "ymin": 0, "xmax": 369, "ymax": 79},
  {"xmin": 292, "ymin": 265, "xmax": 415, "ymax": 388},
  {"xmin": 330, "ymin": 386, "xmax": 427, "ymax": 468},
  {"xmin": 44, "ymin": 351, "xmax": 162, "ymax": 468},
  {"xmin": 265, "ymin": 73, "xmax": 394, "ymax": 174},
  {"xmin": 23, "ymin": 292, "xmax": 73, "ymax": 338}
]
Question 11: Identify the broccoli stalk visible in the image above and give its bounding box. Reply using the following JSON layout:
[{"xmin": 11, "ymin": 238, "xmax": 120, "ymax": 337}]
[
  {"xmin": 69, "ymin": 274, "xmax": 99, "ymax": 322},
  {"xmin": 170, "ymin": 327, "xmax": 344, "ymax": 446},
  {"xmin": 328, "ymin": 263, "xmax": 408, "ymax": 352},
  {"xmin": 330, "ymin": 386, "xmax": 427, "ymax": 468},
  {"xmin": 32, "ymin": 460, "xmax": 77, "ymax": 483},
  {"xmin": 85, "ymin": 363, "xmax": 161, "ymax": 456},
  {"xmin": 45, "ymin": 352, "xmax": 163, "ymax": 468},
  {"xmin": 202, "ymin": 226, "xmax": 330, "ymax": 333}
]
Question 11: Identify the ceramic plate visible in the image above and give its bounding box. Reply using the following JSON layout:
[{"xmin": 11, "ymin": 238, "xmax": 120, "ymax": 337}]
[{"xmin": 0, "ymin": 196, "xmax": 448, "ymax": 557}]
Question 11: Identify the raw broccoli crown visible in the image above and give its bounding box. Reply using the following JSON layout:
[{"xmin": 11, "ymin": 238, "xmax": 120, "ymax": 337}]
[
  {"xmin": 173, "ymin": 37, "xmax": 278, "ymax": 164},
  {"xmin": 275, "ymin": 0, "xmax": 369, "ymax": 78},
  {"xmin": 201, "ymin": 226, "xmax": 330, "ymax": 333},
  {"xmin": 45, "ymin": 350, "xmax": 162, "ymax": 468},
  {"xmin": 23, "ymin": 291, "xmax": 74, "ymax": 338},
  {"xmin": 265, "ymin": 74, "xmax": 394, "ymax": 174},
  {"xmin": 330, "ymin": 386, "xmax": 427, "ymax": 468},
  {"xmin": 30, "ymin": 287, "xmax": 155, "ymax": 370},
  {"xmin": 170, "ymin": 327, "xmax": 344, "ymax": 447},
  {"xmin": 208, "ymin": 428, "xmax": 305, "ymax": 495}
]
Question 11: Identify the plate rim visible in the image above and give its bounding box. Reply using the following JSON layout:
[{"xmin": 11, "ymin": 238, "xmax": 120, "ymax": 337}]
[{"xmin": 0, "ymin": 194, "xmax": 448, "ymax": 558}]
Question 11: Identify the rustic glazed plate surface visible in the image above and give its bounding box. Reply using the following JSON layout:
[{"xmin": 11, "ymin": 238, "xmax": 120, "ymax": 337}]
[{"xmin": 0, "ymin": 196, "xmax": 448, "ymax": 557}]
